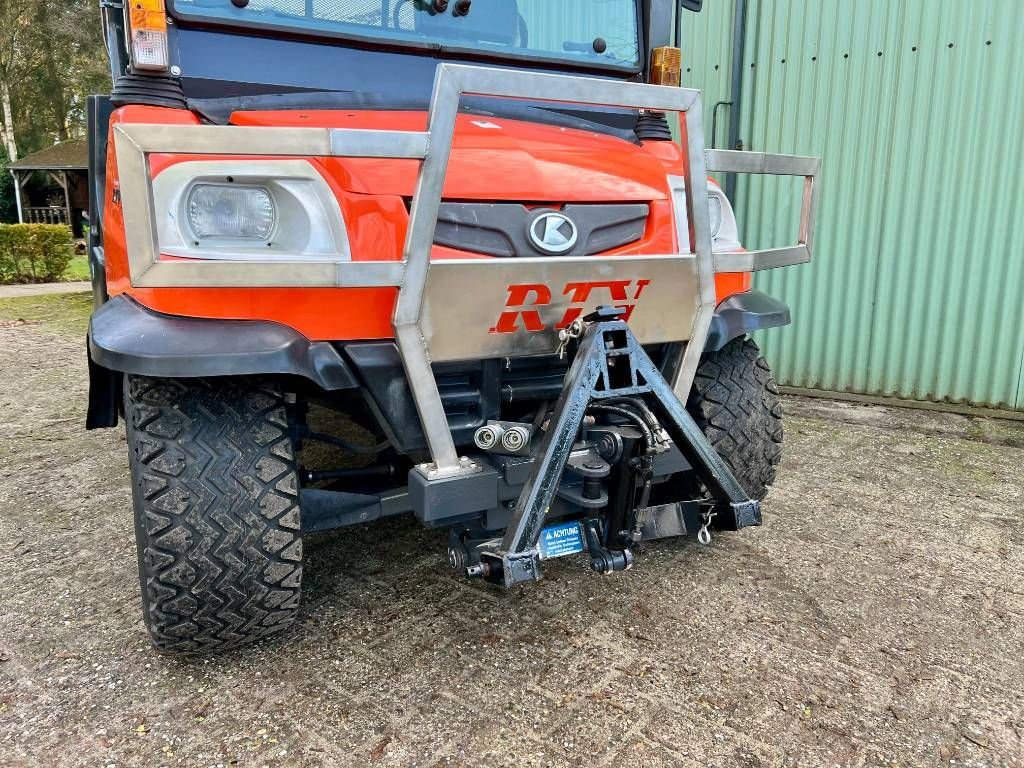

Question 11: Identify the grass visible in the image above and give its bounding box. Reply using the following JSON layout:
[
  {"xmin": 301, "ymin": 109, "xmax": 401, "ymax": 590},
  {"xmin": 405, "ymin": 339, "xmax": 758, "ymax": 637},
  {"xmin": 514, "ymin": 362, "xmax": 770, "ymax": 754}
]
[
  {"xmin": 0, "ymin": 292, "xmax": 93, "ymax": 335},
  {"xmin": 63, "ymin": 256, "xmax": 90, "ymax": 282},
  {"xmin": 0, "ymin": 254, "xmax": 90, "ymax": 285}
]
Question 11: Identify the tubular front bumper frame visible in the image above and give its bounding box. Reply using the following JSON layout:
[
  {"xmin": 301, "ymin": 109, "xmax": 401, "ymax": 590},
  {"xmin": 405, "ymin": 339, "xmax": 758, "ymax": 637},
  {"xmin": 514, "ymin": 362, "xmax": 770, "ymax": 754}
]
[{"xmin": 112, "ymin": 63, "xmax": 820, "ymax": 476}]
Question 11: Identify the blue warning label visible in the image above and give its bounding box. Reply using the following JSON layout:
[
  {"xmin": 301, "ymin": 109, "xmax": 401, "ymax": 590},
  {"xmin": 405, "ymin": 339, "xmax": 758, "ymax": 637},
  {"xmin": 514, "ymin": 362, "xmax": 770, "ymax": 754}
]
[{"xmin": 538, "ymin": 521, "xmax": 585, "ymax": 560}]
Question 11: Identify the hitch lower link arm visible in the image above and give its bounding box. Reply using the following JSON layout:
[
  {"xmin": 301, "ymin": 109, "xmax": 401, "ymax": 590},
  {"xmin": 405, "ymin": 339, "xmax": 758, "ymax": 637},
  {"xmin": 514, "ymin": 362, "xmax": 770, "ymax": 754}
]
[{"xmin": 477, "ymin": 306, "xmax": 762, "ymax": 588}]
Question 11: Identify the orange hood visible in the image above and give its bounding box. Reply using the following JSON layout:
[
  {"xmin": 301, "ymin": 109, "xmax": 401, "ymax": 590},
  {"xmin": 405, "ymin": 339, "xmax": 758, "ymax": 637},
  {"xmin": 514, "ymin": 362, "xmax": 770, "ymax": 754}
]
[{"xmin": 229, "ymin": 109, "xmax": 675, "ymax": 202}]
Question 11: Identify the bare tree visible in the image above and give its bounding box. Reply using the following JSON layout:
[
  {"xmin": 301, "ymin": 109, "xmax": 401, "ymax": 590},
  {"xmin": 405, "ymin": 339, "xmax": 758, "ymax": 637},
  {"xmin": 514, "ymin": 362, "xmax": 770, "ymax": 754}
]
[
  {"xmin": 0, "ymin": 0, "xmax": 109, "ymax": 157},
  {"xmin": 0, "ymin": 0, "xmax": 27, "ymax": 160}
]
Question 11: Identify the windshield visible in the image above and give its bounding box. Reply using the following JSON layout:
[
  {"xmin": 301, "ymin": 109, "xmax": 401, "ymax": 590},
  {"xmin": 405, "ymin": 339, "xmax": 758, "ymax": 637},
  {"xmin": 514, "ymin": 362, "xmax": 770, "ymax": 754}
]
[{"xmin": 169, "ymin": 0, "xmax": 642, "ymax": 72}]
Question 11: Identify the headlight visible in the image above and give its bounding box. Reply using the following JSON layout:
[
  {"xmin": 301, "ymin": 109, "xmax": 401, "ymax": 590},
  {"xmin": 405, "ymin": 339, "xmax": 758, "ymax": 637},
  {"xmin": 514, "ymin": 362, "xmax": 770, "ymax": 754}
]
[
  {"xmin": 669, "ymin": 179, "xmax": 741, "ymax": 251},
  {"xmin": 151, "ymin": 159, "xmax": 351, "ymax": 262},
  {"xmin": 186, "ymin": 184, "xmax": 277, "ymax": 241},
  {"xmin": 707, "ymin": 193, "xmax": 723, "ymax": 239},
  {"xmin": 708, "ymin": 187, "xmax": 740, "ymax": 248}
]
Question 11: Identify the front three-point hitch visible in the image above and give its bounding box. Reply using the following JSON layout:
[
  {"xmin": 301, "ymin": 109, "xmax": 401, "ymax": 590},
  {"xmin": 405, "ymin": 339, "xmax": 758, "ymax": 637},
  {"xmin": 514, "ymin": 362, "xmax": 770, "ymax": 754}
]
[{"xmin": 467, "ymin": 306, "xmax": 762, "ymax": 588}]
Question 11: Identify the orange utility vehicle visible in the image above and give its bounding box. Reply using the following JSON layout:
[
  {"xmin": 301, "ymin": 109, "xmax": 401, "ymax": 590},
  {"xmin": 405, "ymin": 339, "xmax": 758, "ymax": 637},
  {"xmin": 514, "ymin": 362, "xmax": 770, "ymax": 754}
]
[{"xmin": 86, "ymin": 0, "xmax": 819, "ymax": 654}]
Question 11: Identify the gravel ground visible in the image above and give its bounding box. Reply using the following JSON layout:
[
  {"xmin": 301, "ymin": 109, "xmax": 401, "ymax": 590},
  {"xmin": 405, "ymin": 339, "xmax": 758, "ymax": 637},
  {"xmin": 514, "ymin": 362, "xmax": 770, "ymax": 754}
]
[{"xmin": 1, "ymin": 293, "xmax": 1023, "ymax": 767}]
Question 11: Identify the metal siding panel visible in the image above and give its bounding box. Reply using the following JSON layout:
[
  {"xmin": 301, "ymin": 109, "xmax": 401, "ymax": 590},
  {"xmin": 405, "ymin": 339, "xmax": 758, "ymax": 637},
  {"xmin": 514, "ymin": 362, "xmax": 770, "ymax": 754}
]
[
  {"xmin": 680, "ymin": 0, "xmax": 734, "ymax": 149},
  {"xmin": 687, "ymin": 0, "xmax": 1024, "ymax": 410}
]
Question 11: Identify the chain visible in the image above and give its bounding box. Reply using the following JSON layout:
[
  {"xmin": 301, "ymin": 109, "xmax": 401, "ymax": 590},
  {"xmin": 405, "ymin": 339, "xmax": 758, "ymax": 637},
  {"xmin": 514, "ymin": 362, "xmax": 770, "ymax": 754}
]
[
  {"xmin": 697, "ymin": 508, "xmax": 716, "ymax": 546},
  {"xmin": 555, "ymin": 318, "xmax": 585, "ymax": 360}
]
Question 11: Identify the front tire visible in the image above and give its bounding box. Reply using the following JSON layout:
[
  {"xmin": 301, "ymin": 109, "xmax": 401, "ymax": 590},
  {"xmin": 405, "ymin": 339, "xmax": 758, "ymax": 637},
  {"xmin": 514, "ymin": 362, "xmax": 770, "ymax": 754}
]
[
  {"xmin": 692, "ymin": 337, "xmax": 784, "ymax": 500},
  {"xmin": 124, "ymin": 376, "xmax": 303, "ymax": 655}
]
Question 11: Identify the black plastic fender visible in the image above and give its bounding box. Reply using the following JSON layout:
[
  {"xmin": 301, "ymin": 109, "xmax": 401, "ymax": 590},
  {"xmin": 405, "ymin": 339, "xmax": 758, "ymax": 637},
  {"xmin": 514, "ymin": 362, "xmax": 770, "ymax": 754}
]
[
  {"xmin": 86, "ymin": 295, "xmax": 358, "ymax": 428},
  {"xmin": 705, "ymin": 289, "xmax": 791, "ymax": 352}
]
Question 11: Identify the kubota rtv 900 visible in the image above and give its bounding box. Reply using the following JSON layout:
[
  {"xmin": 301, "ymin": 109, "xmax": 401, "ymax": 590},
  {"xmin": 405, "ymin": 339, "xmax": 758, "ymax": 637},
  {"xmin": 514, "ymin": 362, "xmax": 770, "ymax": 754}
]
[{"xmin": 85, "ymin": 0, "xmax": 820, "ymax": 654}]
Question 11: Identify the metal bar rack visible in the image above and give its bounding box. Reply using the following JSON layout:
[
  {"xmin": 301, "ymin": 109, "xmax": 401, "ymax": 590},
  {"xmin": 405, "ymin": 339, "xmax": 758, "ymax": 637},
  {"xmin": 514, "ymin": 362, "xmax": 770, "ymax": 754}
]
[{"xmin": 113, "ymin": 63, "xmax": 820, "ymax": 480}]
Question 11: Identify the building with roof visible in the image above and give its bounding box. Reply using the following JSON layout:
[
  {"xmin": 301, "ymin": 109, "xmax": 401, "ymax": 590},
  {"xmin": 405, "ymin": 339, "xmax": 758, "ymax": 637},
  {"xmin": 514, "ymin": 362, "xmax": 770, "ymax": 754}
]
[
  {"xmin": 683, "ymin": 0, "xmax": 1022, "ymax": 412},
  {"xmin": 8, "ymin": 139, "xmax": 88, "ymax": 237}
]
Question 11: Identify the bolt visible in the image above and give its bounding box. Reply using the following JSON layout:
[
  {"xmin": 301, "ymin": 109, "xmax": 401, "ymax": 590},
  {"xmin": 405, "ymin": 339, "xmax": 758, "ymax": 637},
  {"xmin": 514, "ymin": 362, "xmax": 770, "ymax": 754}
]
[{"xmin": 170, "ymin": 65, "xmax": 182, "ymax": 76}]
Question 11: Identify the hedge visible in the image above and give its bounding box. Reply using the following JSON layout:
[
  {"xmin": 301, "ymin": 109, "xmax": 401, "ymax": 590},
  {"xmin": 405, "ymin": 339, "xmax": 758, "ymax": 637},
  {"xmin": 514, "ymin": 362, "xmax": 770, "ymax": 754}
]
[{"xmin": 0, "ymin": 224, "xmax": 74, "ymax": 284}]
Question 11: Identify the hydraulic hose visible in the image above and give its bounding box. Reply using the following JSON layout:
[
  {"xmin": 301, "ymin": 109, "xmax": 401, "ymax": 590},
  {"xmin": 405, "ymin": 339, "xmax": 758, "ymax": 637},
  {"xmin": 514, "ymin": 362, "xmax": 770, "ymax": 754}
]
[
  {"xmin": 301, "ymin": 465, "xmax": 396, "ymax": 484},
  {"xmin": 585, "ymin": 403, "xmax": 655, "ymax": 450},
  {"xmin": 299, "ymin": 428, "xmax": 391, "ymax": 456},
  {"xmin": 587, "ymin": 402, "xmax": 658, "ymax": 547},
  {"xmin": 603, "ymin": 397, "xmax": 663, "ymax": 439}
]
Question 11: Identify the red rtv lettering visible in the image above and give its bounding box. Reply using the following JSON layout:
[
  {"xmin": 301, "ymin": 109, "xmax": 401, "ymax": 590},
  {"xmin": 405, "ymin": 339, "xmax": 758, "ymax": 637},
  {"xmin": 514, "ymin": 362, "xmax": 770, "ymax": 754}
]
[{"xmin": 490, "ymin": 279, "xmax": 652, "ymax": 334}]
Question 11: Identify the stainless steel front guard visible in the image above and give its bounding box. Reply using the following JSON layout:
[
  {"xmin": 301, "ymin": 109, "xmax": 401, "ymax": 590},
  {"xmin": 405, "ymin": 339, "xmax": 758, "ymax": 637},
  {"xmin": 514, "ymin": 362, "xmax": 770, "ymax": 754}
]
[{"xmin": 113, "ymin": 63, "xmax": 820, "ymax": 476}]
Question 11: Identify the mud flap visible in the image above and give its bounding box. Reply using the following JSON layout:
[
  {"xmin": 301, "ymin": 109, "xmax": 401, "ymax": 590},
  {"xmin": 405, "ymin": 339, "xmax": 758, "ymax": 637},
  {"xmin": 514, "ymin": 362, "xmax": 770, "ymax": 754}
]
[{"xmin": 86, "ymin": 337, "xmax": 122, "ymax": 430}]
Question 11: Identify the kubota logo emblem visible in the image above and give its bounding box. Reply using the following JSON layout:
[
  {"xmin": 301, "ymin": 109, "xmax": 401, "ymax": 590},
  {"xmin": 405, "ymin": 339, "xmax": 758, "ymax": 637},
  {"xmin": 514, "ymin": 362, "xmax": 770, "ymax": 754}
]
[
  {"xmin": 490, "ymin": 280, "xmax": 652, "ymax": 334},
  {"xmin": 528, "ymin": 211, "xmax": 579, "ymax": 254}
]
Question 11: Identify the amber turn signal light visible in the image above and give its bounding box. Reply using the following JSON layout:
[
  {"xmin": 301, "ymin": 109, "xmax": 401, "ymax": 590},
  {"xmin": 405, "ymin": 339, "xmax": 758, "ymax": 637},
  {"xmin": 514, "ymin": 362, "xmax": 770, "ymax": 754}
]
[
  {"xmin": 128, "ymin": 0, "xmax": 169, "ymax": 72},
  {"xmin": 650, "ymin": 46, "xmax": 682, "ymax": 87}
]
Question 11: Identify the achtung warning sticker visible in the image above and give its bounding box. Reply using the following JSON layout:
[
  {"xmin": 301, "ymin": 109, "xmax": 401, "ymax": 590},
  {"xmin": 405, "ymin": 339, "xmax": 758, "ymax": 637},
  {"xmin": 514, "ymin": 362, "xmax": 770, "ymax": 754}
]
[{"xmin": 538, "ymin": 521, "xmax": 585, "ymax": 560}]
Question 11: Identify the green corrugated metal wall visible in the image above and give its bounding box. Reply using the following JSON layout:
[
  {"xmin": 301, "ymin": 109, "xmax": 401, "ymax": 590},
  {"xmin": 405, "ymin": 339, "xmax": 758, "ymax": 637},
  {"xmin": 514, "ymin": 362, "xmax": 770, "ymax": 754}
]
[{"xmin": 682, "ymin": 0, "xmax": 1024, "ymax": 410}]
